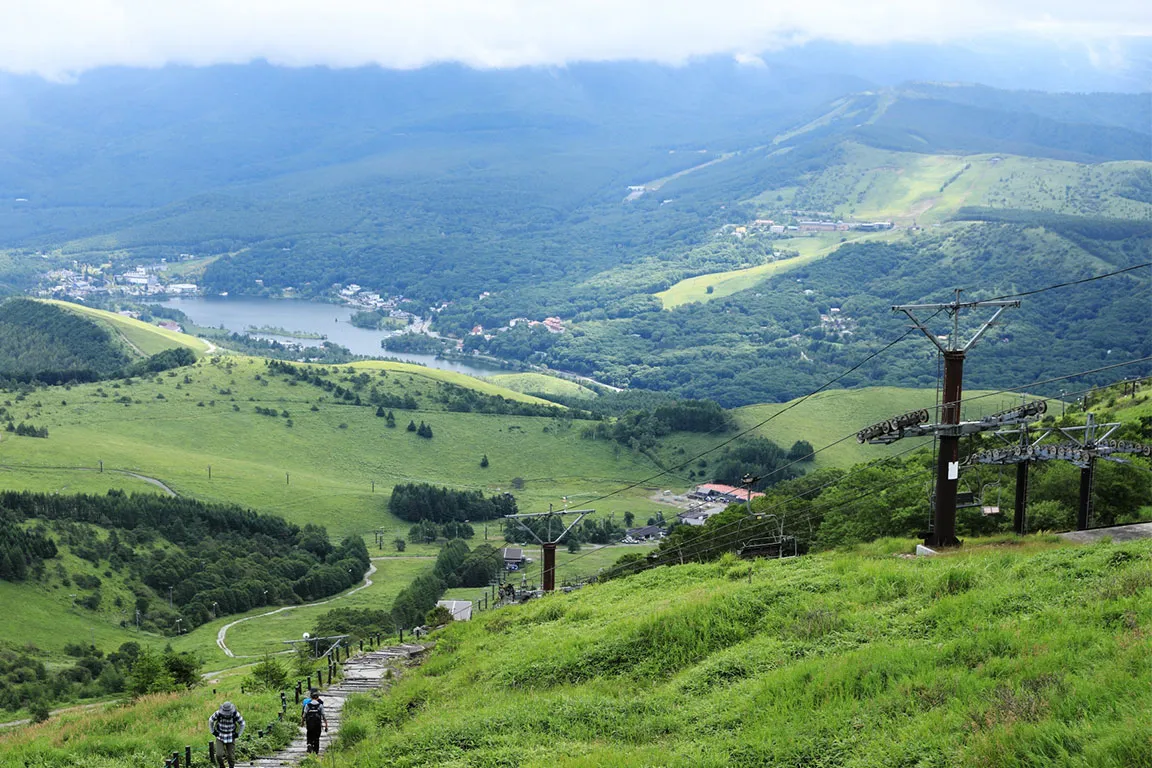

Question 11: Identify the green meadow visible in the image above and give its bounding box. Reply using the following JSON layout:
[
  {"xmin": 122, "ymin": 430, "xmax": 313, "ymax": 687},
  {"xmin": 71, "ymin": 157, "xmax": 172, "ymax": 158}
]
[
  {"xmin": 46, "ymin": 299, "xmax": 213, "ymax": 355},
  {"xmin": 488, "ymin": 372, "xmax": 599, "ymax": 398},
  {"xmin": 661, "ymin": 146, "xmax": 1152, "ymax": 311},
  {"xmin": 751, "ymin": 145, "xmax": 1152, "ymax": 226},
  {"xmin": 732, "ymin": 386, "xmax": 1043, "ymax": 470},
  {"xmin": 0, "ymin": 354, "xmax": 666, "ymax": 542}
]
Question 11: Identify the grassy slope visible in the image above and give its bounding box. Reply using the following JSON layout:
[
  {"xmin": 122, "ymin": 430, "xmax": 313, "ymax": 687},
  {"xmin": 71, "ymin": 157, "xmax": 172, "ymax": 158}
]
[
  {"xmin": 489, "ymin": 372, "xmax": 598, "ymax": 399},
  {"xmin": 655, "ymin": 230, "xmax": 900, "ymax": 309},
  {"xmin": 732, "ymin": 386, "xmax": 1040, "ymax": 470},
  {"xmin": 0, "ymin": 356, "xmax": 662, "ymax": 542},
  {"xmin": 332, "ymin": 536, "xmax": 1152, "ymax": 768},
  {"xmin": 0, "ymin": 668, "xmax": 294, "ymax": 767},
  {"xmin": 776, "ymin": 143, "xmax": 1152, "ymax": 226},
  {"xmin": 0, "ymin": 535, "xmax": 164, "ymax": 657},
  {"xmin": 45, "ymin": 300, "xmax": 212, "ymax": 355},
  {"xmin": 656, "ymin": 146, "xmax": 1151, "ymax": 309},
  {"xmin": 643, "ymin": 387, "xmax": 1038, "ymax": 476}
]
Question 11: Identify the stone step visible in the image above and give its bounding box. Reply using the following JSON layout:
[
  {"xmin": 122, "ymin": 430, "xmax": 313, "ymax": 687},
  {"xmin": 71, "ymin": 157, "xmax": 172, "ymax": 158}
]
[{"xmin": 232, "ymin": 644, "xmax": 427, "ymax": 767}]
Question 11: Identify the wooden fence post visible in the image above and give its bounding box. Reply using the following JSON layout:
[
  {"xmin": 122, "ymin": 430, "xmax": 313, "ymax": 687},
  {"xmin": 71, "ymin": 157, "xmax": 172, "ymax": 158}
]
[
  {"xmin": 185, "ymin": 745, "xmax": 192, "ymax": 766},
  {"xmin": 208, "ymin": 741, "xmax": 216, "ymax": 763}
]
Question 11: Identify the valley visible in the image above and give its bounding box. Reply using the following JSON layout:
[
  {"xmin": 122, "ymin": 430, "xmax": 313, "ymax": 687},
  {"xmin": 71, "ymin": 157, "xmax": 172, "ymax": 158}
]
[{"xmin": 0, "ymin": 50, "xmax": 1149, "ymax": 768}]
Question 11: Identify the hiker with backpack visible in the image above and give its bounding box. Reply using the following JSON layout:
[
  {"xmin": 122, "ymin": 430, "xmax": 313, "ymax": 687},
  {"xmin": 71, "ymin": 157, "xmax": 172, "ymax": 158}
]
[
  {"xmin": 208, "ymin": 701, "xmax": 245, "ymax": 768},
  {"xmin": 301, "ymin": 688, "xmax": 328, "ymax": 753}
]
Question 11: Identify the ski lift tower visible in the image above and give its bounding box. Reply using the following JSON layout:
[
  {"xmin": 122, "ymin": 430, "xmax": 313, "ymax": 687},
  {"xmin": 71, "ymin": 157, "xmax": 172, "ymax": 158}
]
[
  {"xmin": 884, "ymin": 291, "xmax": 1019, "ymax": 546},
  {"xmin": 504, "ymin": 508, "xmax": 591, "ymax": 592}
]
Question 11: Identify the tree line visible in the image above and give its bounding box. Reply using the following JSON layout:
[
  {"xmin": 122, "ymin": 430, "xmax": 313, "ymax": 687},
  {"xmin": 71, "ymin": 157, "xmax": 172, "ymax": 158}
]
[
  {"xmin": 0, "ymin": 640, "xmax": 199, "ymax": 717},
  {"xmin": 0, "ymin": 511, "xmax": 57, "ymax": 581},
  {"xmin": 605, "ymin": 436, "xmax": 1151, "ymax": 579},
  {"xmin": 388, "ymin": 540, "xmax": 504, "ymax": 629},
  {"xmin": 0, "ymin": 490, "xmax": 370, "ymax": 633},
  {"xmin": 388, "ymin": 482, "xmax": 518, "ymax": 524}
]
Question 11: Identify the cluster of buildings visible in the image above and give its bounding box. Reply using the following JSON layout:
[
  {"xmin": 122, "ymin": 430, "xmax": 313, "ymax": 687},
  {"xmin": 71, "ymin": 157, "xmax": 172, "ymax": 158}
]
[
  {"xmin": 795, "ymin": 220, "xmax": 893, "ymax": 233},
  {"xmin": 730, "ymin": 218, "xmax": 893, "ymax": 238},
  {"xmin": 40, "ymin": 262, "xmax": 199, "ymax": 300},
  {"xmin": 337, "ymin": 284, "xmax": 421, "ymax": 322},
  {"xmin": 469, "ymin": 315, "xmax": 566, "ymax": 341},
  {"xmin": 818, "ymin": 307, "xmax": 856, "ymax": 337}
]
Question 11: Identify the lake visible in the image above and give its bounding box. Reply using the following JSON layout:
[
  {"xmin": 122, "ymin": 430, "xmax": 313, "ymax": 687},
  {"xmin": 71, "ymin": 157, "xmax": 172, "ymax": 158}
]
[{"xmin": 157, "ymin": 296, "xmax": 499, "ymax": 378}]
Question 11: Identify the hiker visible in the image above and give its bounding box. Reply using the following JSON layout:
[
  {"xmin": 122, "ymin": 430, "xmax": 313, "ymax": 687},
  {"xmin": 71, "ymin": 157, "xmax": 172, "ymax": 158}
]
[
  {"xmin": 301, "ymin": 688, "xmax": 328, "ymax": 754},
  {"xmin": 208, "ymin": 701, "xmax": 245, "ymax": 768}
]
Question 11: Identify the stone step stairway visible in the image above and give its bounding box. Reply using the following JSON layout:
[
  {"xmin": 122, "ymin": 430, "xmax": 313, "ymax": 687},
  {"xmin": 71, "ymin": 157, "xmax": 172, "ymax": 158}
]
[{"xmin": 235, "ymin": 644, "xmax": 427, "ymax": 767}]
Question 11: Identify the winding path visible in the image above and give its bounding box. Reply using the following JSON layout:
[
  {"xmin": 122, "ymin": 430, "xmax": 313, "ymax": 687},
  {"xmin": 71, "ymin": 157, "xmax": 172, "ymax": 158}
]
[
  {"xmin": 216, "ymin": 562, "xmax": 379, "ymax": 658},
  {"xmin": 215, "ymin": 556, "xmax": 434, "ymax": 658}
]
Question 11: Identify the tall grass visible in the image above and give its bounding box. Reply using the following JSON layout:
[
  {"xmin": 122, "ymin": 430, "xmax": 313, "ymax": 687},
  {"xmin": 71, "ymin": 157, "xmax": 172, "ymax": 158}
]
[
  {"xmin": 0, "ymin": 677, "xmax": 295, "ymax": 767},
  {"xmin": 325, "ymin": 537, "xmax": 1152, "ymax": 767}
]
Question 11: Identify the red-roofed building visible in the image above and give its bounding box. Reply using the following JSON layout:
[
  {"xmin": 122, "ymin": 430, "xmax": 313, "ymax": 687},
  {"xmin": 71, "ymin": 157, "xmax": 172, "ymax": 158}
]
[{"xmin": 688, "ymin": 483, "xmax": 765, "ymax": 504}]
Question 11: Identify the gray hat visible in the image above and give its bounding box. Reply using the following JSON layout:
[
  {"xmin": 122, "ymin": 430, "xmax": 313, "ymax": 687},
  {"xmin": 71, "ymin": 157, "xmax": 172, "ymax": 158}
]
[
  {"xmin": 309, "ymin": 688, "xmax": 319, "ymax": 696},
  {"xmin": 220, "ymin": 701, "xmax": 235, "ymax": 713}
]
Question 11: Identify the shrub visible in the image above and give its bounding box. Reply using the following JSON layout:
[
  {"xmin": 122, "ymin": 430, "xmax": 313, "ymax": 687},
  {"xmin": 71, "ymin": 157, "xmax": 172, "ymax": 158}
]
[
  {"xmin": 426, "ymin": 605, "xmax": 454, "ymax": 626},
  {"xmin": 248, "ymin": 654, "xmax": 290, "ymax": 691}
]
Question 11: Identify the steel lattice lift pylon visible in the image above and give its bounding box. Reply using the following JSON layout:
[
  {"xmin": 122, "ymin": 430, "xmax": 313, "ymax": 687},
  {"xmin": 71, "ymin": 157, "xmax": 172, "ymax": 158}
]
[{"xmin": 969, "ymin": 412, "xmax": 1152, "ymax": 533}]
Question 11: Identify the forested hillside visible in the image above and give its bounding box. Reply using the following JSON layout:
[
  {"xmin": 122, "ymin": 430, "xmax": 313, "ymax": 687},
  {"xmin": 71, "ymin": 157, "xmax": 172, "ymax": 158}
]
[
  {"xmin": 0, "ymin": 490, "xmax": 370, "ymax": 631},
  {"xmin": 0, "ymin": 299, "xmax": 131, "ymax": 382},
  {"xmin": 460, "ymin": 221, "xmax": 1150, "ymax": 405},
  {"xmin": 2, "ymin": 65, "xmax": 1148, "ymax": 407}
]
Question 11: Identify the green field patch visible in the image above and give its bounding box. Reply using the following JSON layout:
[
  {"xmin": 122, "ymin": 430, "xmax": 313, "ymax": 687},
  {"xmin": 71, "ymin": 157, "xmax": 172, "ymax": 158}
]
[
  {"xmin": 489, "ymin": 373, "xmax": 598, "ymax": 399},
  {"xmin": 773, "ymin": 144, "xmax": 1152, "ymax": 226},
  {"xmin": 655, "ymin": 231, "xmax": 898, "ymax": 309},
  {"xmin": 0, "ymin": 356, "xmax": 662, "ymax": 543},
  {"xmin": 733, "ymin": 386, "xmax": 1042, "ymax": 470}
]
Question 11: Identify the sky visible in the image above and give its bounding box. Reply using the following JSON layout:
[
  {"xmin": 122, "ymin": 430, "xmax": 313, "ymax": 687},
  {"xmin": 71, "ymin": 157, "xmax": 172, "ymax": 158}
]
[{"xmin": 1, "ymin": 0, "xmax": 1150, "ymax": 79}]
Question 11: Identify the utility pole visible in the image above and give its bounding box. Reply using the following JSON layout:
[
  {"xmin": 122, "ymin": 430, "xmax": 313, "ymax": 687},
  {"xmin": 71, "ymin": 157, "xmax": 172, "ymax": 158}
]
[
  {"xmin": 504, "ymin": 509, "xmax": 591, "ymax": 592},
  {"xmin": 891, "ymin": 291, "xmax": 1019, "ymax": 547}
]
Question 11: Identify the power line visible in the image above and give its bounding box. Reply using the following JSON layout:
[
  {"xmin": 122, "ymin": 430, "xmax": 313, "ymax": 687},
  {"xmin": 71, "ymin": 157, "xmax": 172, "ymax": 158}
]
[
  {"xmin": 547, "ymin": 264, "xmax": 1152, "ymax": 517},
  {"xmin": 961, "ymin": 357, "xmax": 1152, "ymax": 405},
  {"xmin": 559, "ymin": 438, "xmax": 932, "ymax": 579},
  {"xmin": 559, "ymin": 365, "xmax": 1152, "ymax": 580},
  {"xmin": 981, "ymin": 262, "xmax": 1151, "ymax": 302},
  {"xmin": 552, "ymin": 316, "xmax": 939, "ymax": 510}
]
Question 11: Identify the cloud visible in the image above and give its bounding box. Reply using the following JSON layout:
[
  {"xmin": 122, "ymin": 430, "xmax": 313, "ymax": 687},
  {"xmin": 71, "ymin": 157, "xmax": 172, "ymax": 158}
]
[{"xmin": 1, "ymin": 0, "xmax": 1149, "ymax": 79}]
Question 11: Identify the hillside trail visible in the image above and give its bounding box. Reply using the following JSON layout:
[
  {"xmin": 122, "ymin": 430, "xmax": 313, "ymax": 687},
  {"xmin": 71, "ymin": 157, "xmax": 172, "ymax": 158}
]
[
  {"xmin": 217, "ymin": 563, "xmax": 379, "ymax": 658},
  {"xmin": 236, "ymin": 643, "xmax": 428, "ymax": 767},
  {"xmin": 0, "ymin": 462, "xmax": 178, "ymax": 496},
  {"xmin": 216, "ymin": 556, "xmax": 434, "ymax": 658}
]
